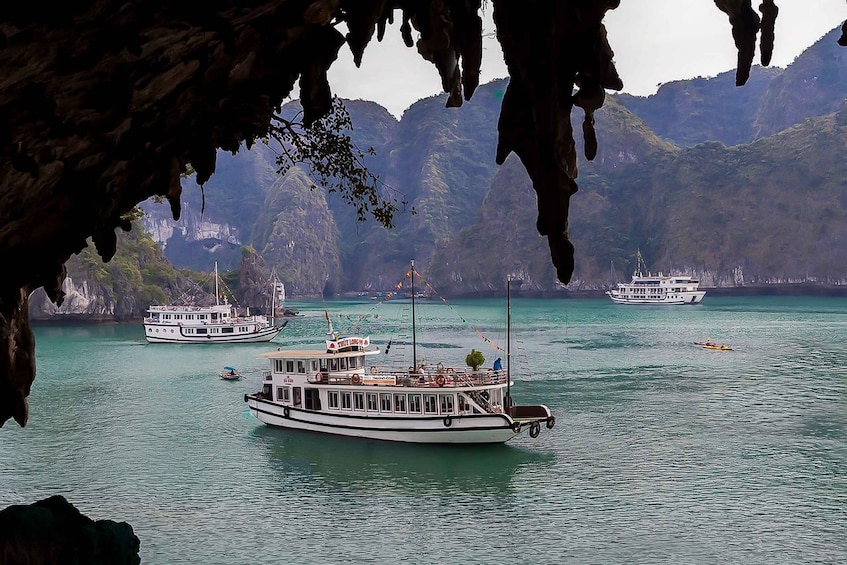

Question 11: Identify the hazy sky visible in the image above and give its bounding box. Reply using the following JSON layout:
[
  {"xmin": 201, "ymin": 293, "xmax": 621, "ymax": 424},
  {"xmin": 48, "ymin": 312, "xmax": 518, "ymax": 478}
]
[{"xmin": 322, "ymin": 0, "xmax": 847, "ymax": 118}]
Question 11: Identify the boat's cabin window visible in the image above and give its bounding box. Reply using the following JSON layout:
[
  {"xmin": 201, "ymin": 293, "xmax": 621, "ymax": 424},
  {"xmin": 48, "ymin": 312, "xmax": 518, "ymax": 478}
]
[
  {"xmin": 394, "ymin": 394, "xmax": 407, "ymax": 413},
  {"xmin": 197, "ymin": 328, "xmax": 208, "ymax": 335},
  {"xmin": 297, "ymin": 361, "xmax": 305, "ymax": 374},
  {"xmin": 273, "ymin": 359, "xmax": 284, "ymax": 373},
  {"xmin": 311, "ymin": 360, "xmax": 319, "ymax": 372},
  {"xmin": 304, "ymin": 388, "xmax": 321, "ymax": 410},
  {"xmin": 286, "ymin": 360, "xmax": 294, "ymax": 373},
  {"xmin": 439, "ymin": 394, "xmax": 454, "ymax": 414},
  {"xmin": 367, "ymin": 393, "xmax": 378, "ymax": 411},
  {"xmin": 354, "ymin": 392, "xmax": 365, "ymax": 411},
  {"xmin": 276, "ymin": 386, "xmax": 290, "ymax": 403},
  {"xmin": 293, "ymin": 387, "xmax": 302, "ymax": 407},
  {"xmin": 320, "ymin": 360, "xmax": 328, "ymax": 372},
  {"xmin": 330, "ymin": 359, "xmax": 338, "ymax": 372},
  {"xmin": 328, "ymin": 391, "xmax": 340, "ymax": 409},
  {"xmin": 339, "ymin": 358, "xmax": 348, "ymax": 371},
  {"xmin": 341, "ymin": 392, "xmax": 352, "ymax": 410},
  {"xmin": 380, "ymin": 393, "xmax": 392, "ymax": 412},
  {"xmin": 349, "ymin": 357, "xmax": 360, "ymax": 369},
  {"xmin": 408, "ymin": 394, "xmax": 422, "ymax": 413},
  {"xmin": 423, "ymin": 394, "xmax": 438, "ymax": 414}
]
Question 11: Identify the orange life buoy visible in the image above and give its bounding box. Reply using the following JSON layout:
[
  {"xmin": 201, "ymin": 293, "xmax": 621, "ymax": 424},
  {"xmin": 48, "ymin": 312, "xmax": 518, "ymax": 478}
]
[
  {"xmin": 315, "ymin": 372, "xmax": 323, "ymax": 383},
  {"xmin": 352, "ymin": 374, "xmax": 361, "ymax": 385},
  {"xmin": 435, "ymin": 374, "xmax": 446, "ymax": 387}
]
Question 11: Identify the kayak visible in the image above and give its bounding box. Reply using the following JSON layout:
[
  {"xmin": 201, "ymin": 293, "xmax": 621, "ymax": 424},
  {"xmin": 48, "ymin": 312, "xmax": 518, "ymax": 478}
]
[{"xmin": 701, "ymin": 343, "xmax": 733, "ymax": 351}]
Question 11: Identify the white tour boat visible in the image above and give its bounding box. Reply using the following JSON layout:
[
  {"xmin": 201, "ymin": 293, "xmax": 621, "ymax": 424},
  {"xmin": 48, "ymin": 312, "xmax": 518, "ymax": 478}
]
[
  {"xmin": 244, "ymin": 263, "xmax": 555, "ymax": 444},
  {"xmin": 606, "ymin": 250, "xmax": 706, "ymax": 305},
  {"xmin": 144, "ymin": 263, "xmax": 286, "ymax": 344}
]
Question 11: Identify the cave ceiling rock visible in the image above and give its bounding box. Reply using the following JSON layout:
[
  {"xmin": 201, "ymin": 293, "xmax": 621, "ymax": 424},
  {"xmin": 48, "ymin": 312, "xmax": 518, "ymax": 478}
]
[
  {"xmin": 491, "ymin": 0, "xmax": 622, "ymax": 286},
  {"xmin": 0, "ymin": 1, "xmax": 346, "ymax": 429},
  {"xmin": 713, "ymin": 0, "xmax": 777, "ymax": 86}
]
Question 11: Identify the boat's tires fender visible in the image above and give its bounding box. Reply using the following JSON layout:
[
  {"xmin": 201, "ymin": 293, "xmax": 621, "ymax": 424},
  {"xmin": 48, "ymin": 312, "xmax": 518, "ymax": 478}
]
[
  {"xmin": 352, "ymin": 374, "xmax": 361, "ymax": 385},
  {"xmin": 529, "ymin": 422, "xmax": 541, "ymax": 438},
  {"xmin": 243, "ymin": 394, "xmax": 248, "ymax": 403},
  {"xmin": 369, "ymin": 366, "xmax": 378, "ymax": 375},
  {"xmin": 511, "ymin": 421, "xmax": 521, "ymax": 433},
  {"xmin": 283, "ymin": 407, "xmax": 290, "ymax": 419},
  {"xmin": 443, "ymin": 416, "xmax": 452, "ymax": 428},
  {"xmin": 546, "ymin": 416, "xmax": 556, "ymax": 429},
  {"xmin": 315, "ymin": 372, "xmax": 323, "ymax": 383},
  {"xmin": 435, "ymin": 375, "xmax": 446, "ymax": 387}
]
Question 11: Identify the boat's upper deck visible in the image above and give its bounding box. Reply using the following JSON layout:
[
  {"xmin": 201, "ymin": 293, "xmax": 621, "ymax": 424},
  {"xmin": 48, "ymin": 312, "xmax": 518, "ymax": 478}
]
[{"xmin": 259, "ymin": 336, "xmax": 379, "ymax": 359}]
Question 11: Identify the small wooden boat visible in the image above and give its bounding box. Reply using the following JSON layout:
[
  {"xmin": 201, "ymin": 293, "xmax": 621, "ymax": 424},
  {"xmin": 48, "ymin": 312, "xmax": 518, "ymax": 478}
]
[{"xmin": 220, "ymin": 366, "xmax": 242, "ymax": 380}]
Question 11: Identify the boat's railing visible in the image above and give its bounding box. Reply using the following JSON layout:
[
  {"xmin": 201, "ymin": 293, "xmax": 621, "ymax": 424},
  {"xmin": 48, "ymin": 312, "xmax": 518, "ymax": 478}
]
[
  {"xmin": 305, "ymin": 367, "xmax": 508, "ymax": 387},
  {"xmin": 147, "ymin": 305, "xmax": 222, "ymax": 312}
]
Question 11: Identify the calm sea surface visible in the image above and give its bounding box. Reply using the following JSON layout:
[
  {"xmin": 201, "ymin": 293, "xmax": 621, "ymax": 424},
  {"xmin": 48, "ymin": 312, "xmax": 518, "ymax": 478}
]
[{"xmin": 2, "ymin": 296, "xmax": 846, "ymax": 564}]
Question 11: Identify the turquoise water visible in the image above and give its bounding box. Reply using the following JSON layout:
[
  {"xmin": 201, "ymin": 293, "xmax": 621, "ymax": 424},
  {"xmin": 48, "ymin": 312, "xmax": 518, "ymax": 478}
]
[{"xmin": 2, "ymin": 296, "xmax": 845, "ymax": 564}]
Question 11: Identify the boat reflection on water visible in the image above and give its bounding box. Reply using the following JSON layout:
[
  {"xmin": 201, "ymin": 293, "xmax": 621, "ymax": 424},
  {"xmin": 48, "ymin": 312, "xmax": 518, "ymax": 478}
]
[{"xmin": 248, "ymin": 425, "xmax": 553, "ymax": 495}]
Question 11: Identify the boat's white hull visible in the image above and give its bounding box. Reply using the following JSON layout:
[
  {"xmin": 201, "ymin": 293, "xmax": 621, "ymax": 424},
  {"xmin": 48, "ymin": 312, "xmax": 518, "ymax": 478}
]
[
  {"xmin": 606, "ymin": 290, "xmax": 705, "ymax": 305},
  {"xmin": 144, "ymin": 324, "xmax": 282, "ymax": 343},
  {"xmin": 245, "ymin": 395, "xmax": 539, "ymax": 444}
]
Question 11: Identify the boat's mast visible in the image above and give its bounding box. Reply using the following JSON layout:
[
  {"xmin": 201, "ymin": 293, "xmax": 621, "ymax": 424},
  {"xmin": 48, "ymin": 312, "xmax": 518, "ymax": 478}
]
[
  {"xmin": 214, "ymin": 262, "xmax": 220, "ymax": 306},
  {"xmin": 270, "ymin": 273, "xmax": 276, "ymax": 326},
  {"xmin": 506, "ymin": 275, "xmax": 512, "ymax": 410},
  {"xmin": 411, "ymin": 259, "xmax": 417, "ymax": 370}
]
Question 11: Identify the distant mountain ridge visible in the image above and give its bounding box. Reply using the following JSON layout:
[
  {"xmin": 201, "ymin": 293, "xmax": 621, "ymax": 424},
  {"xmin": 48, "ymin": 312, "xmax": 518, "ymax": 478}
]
[{"xmin": 46, "ymin": 24, "xmax": 844, "ymax": 320}]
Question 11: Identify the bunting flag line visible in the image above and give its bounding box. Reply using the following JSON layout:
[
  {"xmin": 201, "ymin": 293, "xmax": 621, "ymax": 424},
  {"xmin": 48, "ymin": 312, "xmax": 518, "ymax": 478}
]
[
  {"xmin": 335, "ymin": 267, "xmax": 505, "ymax": 354},
  {"xmin": 413, "ymin": 269, "xmax": 506, "ymax": 354},
  {"xmin": 335, "ymin": 270, "xmax": 411, "ymax": 336}
]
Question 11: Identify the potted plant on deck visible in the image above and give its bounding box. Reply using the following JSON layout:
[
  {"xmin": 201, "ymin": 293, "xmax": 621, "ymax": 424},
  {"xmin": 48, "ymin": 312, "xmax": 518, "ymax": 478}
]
[{"xmin": 465, "ymin": 349, "xmax": 485, "ymax": 372}]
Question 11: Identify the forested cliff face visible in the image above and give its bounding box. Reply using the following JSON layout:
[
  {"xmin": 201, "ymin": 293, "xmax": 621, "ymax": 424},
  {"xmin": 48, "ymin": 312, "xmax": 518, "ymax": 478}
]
[{"xmin": 134, "ymin": 28, "xmax": 847, "ymax": 299}]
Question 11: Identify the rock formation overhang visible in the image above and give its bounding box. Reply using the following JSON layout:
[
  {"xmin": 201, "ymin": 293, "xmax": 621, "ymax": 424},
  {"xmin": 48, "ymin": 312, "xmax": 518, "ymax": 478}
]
[{"xmin": 0, "ymin": 1, "xmax": 841, "ymax": 428}]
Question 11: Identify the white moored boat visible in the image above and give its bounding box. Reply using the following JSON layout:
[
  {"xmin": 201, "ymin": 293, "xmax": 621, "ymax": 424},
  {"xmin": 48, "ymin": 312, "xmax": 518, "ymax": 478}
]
[
  {"xmin": 144, "ymin": 263, "xmax": 286, "ymax": 344},
  {"xmin": 606, "ymin": 250, "xmax": 706, "ymax": 305},
  {"xmin": 244, "ymin": 262, "xmax": 555, "ymax": 444}
]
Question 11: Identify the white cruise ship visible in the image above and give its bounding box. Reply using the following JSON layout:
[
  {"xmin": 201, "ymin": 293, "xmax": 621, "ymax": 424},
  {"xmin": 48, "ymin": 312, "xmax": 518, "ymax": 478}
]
[
  {"xmin": 606, "ymin": 250, "xmax": 706, "ymax": 305},
  {"xmin": 143, "ymin": 263, "xmax": 285, "ymax": 343}
]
